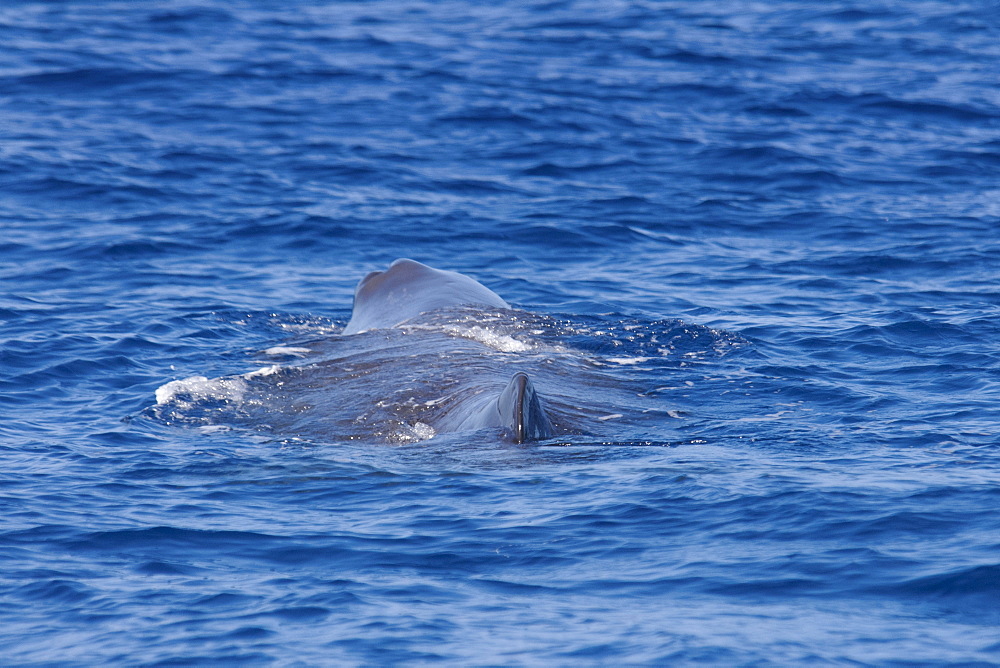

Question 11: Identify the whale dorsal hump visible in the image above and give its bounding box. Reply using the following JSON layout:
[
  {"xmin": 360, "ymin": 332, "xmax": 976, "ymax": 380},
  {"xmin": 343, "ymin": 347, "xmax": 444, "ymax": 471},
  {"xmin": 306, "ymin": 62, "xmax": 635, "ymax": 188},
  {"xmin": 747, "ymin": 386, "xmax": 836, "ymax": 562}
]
[
  {"xmin": 497, "ymin": 372, "xmax": 553, "ymax": 443},
  {"xmin": 343, "ymin": 259, "xmax": 509, "ymax": 335}
]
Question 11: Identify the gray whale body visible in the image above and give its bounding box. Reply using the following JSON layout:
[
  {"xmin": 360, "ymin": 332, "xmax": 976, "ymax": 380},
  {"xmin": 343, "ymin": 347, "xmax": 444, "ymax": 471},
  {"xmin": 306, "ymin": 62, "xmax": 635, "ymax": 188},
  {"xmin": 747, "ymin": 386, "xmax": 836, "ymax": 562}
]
[
  {"xmin": 342, "ymin": 259, "xmax": 553, "ymax": 443},
  {"xmin": 344, "ymin": 258, "xmax": 510, "ymax": 335},
  {"xmin": 151, "ymin": 258, "xmax": 725, "ymax": 445}
]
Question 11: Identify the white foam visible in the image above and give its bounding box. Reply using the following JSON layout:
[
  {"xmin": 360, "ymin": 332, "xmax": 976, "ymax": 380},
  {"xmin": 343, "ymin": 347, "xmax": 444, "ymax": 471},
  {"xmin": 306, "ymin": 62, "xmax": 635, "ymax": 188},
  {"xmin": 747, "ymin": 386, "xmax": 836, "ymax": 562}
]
[
  {"xmin": 411, "ymin": 422, "xmax": 436, "ymax": 440},
  {"xmin": 197, "ymin": 425, "xmax": 232, "ymax": 434},
  {"xmin": 392, "ymin": 421, "xmax": 437, "ymax": 443},
  {"xmin": 155, "ymin": 364, "xmax": 280, "ymax": 407},
  {"xmin": 277, "ymin": 320, "xmax": 343, "ymax": 336},
  {"xmin": 154, "ymin": 375, "xmax": 247, "ymax": 405},
  {"xmin": 263, "ymin": 346, "xmax": 311, "ymax": 356},
  {"xmin": 606, "ymin": 356, "xmax": 652, "ymax": 365},
  {"xmin": 445, "ymin": 325, "xmax": 531, "ymax": 352},
  {"xmin": 242, "ymin": 365, "xmax": 280, "ymax": 378}
]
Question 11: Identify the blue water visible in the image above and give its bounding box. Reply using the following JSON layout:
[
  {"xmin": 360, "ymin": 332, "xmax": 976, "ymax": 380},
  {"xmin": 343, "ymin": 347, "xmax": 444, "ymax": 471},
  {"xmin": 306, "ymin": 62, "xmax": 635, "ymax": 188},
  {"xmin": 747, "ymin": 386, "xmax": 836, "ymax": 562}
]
[{"xmin": 3, "ymin": 0, "xmax": 1000, "ymax": 663}]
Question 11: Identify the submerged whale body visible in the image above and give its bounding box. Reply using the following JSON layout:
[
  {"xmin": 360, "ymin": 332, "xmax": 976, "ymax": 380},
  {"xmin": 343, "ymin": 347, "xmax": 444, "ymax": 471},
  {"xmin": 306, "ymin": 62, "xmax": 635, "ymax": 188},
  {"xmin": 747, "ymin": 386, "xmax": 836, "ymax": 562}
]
[
  {"xmin": 342, "ymin": 259, "xmax": 553, "ymax": 443},
  {"xmin": 152, "ymin": 259, "xmax": 728, "ymax": 445}
]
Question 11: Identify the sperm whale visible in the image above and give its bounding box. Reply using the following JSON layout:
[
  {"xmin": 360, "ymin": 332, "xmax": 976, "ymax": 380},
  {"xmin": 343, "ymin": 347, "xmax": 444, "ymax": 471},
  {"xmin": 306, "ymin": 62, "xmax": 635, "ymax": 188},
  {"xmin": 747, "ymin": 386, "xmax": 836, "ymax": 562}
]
[
  {"xmin": 151, "ymin": 259, "xmax": 723, "ymax": 445},
  {"xmin": 342, "ymin": 259, "xmax": 553, "ymax": 443}
]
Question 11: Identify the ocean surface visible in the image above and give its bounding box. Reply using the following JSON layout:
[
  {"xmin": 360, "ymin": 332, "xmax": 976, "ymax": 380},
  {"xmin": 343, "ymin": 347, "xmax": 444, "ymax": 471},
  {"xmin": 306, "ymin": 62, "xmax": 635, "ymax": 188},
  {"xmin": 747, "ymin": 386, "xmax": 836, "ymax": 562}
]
[{"xmin": 2, "ymin": 0, "xmax": 1000, "ymax": 664}]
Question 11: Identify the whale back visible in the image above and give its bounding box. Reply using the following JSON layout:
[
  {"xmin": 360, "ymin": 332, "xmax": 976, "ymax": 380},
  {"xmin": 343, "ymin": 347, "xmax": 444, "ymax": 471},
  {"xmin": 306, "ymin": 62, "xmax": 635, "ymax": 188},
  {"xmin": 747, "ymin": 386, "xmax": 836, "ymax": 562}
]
[{"xmin": 342, "ymin": 258, "xmax": 509, "ymax": 335}]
